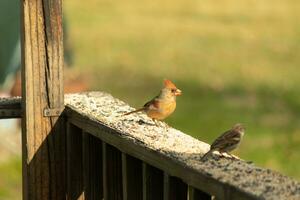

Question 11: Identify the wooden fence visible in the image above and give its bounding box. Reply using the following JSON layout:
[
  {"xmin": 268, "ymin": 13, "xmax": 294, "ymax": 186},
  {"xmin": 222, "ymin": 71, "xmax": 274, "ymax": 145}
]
[
  {"xmin": 1, "ymin": 93, "xmax": 300, "ymax": 199},
  {"xmin": 63, "ymin": 92, "xmax": 300, "ymax": 200},
  {"xmin": 0, "ymin": 0, "xmax": 300, "ymax": 199}
]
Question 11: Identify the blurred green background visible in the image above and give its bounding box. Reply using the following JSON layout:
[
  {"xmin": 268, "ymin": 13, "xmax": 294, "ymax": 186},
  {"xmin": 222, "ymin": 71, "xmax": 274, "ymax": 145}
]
[
  {"xmin": 65, "ymin": 0, "xmax": 300, "ymax": 177},
  {"xmin": 1, "ymin": 0, "xmax": 300, "ymax": 199}
]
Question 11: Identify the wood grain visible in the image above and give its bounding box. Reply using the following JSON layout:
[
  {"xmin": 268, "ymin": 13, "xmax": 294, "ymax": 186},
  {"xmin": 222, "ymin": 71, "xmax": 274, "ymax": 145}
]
[{"xmin": 21, "ymin": 0, "xmax": 64, "ymax": 199}]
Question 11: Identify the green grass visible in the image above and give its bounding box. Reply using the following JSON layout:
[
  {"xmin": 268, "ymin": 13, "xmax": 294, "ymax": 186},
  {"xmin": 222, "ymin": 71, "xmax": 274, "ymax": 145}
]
[
  {"xmin": 62, "ymin": 0, "xmax": 300, "ymax": 180},
  {"xmin": 0, "ymin": 157, "xmax": 22, "ymax": 200}
]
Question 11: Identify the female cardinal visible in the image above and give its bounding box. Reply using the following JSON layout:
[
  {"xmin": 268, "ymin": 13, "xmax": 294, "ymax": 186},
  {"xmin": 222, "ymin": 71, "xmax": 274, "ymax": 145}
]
[
  {"xmin": 201, "ymin": 124, "xmax": 245, "ymax": 161},
  {"xmin": 123, "ymin": 79, "xmax": 182, "ymax": 123}
]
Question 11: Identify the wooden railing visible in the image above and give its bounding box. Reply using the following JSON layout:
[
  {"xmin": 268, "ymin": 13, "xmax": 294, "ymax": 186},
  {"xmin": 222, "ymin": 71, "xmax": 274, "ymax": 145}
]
[
  {"xmin": 1, "ymin": 93, "xmax": 300, "ymax": 199},
  {"xmin": 0, "ymin": 97, "xmax": 22, "ymax": 119},
  {"xmin": 59, "ymin": 92, "xmax": 300, "ymax": 199},
  {"xmin": 63, "ymin": 92, "xmax": 300, "ymax": 200}
]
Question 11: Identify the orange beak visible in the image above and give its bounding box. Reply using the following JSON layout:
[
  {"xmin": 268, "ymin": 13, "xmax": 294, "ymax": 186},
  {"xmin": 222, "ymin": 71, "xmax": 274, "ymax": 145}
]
[{"xmin": 175, "ymin": 89, "xmax": 182, "ymax": 96}]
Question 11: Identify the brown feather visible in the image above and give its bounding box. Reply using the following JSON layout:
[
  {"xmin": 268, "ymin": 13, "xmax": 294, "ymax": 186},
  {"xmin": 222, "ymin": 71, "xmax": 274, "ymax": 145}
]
[{"xmin": 144, "ymin": 97, "xmax": 159, "ymax": 109}]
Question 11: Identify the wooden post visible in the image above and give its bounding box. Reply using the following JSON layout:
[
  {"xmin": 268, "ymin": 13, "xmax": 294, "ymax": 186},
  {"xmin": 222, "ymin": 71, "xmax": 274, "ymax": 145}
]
[{"xmin": 21, "ymin": 0, "xmax": 64, "ymax": 199}]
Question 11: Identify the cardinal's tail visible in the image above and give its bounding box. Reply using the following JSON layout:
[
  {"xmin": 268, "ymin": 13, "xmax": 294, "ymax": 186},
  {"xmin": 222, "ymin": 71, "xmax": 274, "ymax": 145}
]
[{"xmin": 123, "ymin": 108, "xmax": 145, "ymax": 116}]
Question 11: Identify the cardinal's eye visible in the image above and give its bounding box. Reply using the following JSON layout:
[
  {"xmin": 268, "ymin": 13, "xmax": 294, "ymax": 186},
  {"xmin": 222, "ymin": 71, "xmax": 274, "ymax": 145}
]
[{"xmin": 171, "ymin": 89, "xmax": 177, "ymax": 93}]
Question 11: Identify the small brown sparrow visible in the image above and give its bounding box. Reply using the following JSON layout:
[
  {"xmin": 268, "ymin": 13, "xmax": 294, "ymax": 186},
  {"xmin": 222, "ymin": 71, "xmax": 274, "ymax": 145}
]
[
  {"xmin": 123, "ymin": 79, "xmax": 182, "ymax": 123},
  {"xmin": 201, "ymin": 124, "xmax": 245, "ymax": 161}
]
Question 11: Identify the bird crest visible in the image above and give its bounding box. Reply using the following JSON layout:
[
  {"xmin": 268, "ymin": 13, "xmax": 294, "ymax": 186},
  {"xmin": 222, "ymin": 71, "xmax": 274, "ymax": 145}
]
[{"xmin": 163, "ymin": 79, "xmax": 177, "ymax": 89}]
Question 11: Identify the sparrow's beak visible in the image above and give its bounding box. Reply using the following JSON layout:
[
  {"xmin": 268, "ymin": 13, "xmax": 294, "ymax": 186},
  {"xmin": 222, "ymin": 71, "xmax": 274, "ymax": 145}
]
[{"xmin": 175, "ymin": 89, "xmax": 182, "ymax": 96}]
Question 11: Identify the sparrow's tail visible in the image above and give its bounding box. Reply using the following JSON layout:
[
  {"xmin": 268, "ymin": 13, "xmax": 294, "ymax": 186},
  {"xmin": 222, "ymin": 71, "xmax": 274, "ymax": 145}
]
[
  {"xmin": 201, "ymin": 149, "xmax": 213, "ymax": 161},
  {"xmin": 123, "ymin": 108, "xmax": 145, "ymax": 116}
]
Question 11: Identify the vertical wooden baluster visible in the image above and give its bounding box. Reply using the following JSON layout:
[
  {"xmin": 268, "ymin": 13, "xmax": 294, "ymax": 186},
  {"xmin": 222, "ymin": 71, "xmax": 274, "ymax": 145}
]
[
  {"xmin": 102, "ymin": 142, "xmax": 108, "ymax": 200},
  {"xmin": 67, "ymin": 122, "xmax": 84, "ymax": 199},
  {"xmin": 188, "ymin": 185, "xmax": 211, "ymax": 200},
  {"xmin": 143, "ymin": 163, "xmax": 164, "ymax": 200},
  {"xmin": 164, "ymin": 174, "xmax": 187, "ymax": 200},
  {"xmin": 122, "ymin": 153, "xmax": 143, "ymax": 200},
  {"xmin": 122, "ymin": 153, "xmax": 128, "ymax": 200},
  {"xmin": 163, "ymin": 173, "xmax": 170, "ymax": 200},
  {"xmin": 103, "ymin": 142, "xmax": 123, "ymax": 200},
  {"xmin": 83, "ymin": 133, "xmax": 103, "ymax": 199}
]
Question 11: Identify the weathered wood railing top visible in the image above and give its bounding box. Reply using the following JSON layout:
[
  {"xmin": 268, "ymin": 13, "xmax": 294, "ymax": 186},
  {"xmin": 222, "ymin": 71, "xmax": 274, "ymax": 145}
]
[
  {"xmin": 0, "ymin": 96, "xmax": 22, "ymax": 119},
  {"xmin": 65, "ymin": 92, "xmax": 300, "ymax": 199},
  {"xmin": 1, "ymin": 92, "xmax": 300, "ymax": 199}
]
